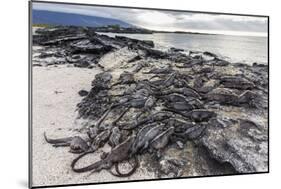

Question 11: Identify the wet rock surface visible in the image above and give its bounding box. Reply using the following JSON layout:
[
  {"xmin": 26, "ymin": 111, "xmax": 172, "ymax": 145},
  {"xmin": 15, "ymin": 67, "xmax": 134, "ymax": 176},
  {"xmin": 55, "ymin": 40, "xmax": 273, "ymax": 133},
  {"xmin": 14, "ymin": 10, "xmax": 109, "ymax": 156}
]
[{"xmin": 34, "ymin": 26, "xmax": 268, "ymax": 179}]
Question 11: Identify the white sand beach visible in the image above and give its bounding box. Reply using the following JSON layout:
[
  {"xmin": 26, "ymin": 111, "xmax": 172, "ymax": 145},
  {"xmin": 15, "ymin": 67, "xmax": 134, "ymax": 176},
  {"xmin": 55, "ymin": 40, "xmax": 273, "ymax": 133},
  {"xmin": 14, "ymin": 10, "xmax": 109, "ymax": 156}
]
[{"xmin": 31, "ymin": 52, "xmax": 156, "ymax": 187}]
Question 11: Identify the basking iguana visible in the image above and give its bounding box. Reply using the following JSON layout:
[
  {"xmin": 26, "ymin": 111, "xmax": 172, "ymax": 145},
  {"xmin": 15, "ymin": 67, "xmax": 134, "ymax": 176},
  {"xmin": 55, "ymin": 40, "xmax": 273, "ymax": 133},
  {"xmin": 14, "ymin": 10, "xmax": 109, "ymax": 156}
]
[
  {"xmin": 71, "ymin": 135, "xmax": 138, "ymax": 177},
  {"xmin": 44, "ymin": 132, "xmax": 90, "ymax": 153}
]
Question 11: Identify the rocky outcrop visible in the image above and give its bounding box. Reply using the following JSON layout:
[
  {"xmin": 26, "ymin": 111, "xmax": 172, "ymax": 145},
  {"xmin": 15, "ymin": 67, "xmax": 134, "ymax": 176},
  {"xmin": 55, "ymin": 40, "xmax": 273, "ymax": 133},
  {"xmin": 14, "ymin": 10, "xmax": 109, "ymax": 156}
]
[
  {"xmin": 93, "ymin": 26, "xmax": 153, "ymax": 34},
  {"xmin": 33, "ymin": 26, "xmax": 155, "ymax": 68},
  {"xmin": 199, "ymin": 118, "xmax": 268, "ymax": 173}
]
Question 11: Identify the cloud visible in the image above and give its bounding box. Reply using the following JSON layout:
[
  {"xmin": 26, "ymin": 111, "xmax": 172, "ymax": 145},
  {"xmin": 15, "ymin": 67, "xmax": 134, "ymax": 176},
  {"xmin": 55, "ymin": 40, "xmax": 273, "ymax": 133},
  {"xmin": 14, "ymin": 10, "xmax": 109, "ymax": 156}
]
[
  {"xmin": 179, "ymin": 14, "xmax": 218, "ymax": 22},
  {"xmin": 177, "ymin": 13, "xmax": 267, "ymax": 23},
  {"xmin": 32, "ymin": 2, "xmax": 268, "ymax": 36},
  {"xmin": 136, "ymin": 11, "xmax": 177, "ymax": 25}
]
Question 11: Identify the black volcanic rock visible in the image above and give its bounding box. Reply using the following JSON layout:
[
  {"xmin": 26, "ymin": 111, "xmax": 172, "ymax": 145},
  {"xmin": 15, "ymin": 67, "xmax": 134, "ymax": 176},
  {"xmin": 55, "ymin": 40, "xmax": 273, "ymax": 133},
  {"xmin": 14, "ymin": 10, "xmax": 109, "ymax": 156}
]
[
  {"xmin": 78, "ymin": 90, "xmax": 89, "ymax": 97},
  {"xmin": 93, "ymin": 26, "xmax": 153, "ymax": 34},
  {"xmin": 70, "ymin": 39, "xmax": 114, "ymax": 54},
  {"xmin": 198, "ymin": 118, "xmax": 268, "ymax": 173},
  {"xmin": 170, "ymin": 47, "xmax": 184, "ymax": 52}
]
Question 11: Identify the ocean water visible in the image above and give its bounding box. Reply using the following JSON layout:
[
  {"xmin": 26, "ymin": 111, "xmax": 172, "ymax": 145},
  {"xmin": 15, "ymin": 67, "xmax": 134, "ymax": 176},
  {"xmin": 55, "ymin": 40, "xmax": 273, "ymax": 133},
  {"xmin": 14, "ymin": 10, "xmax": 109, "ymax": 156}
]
[{"xmin": 99, "ymin": 32, "xmax": 268, "ymax": 65}]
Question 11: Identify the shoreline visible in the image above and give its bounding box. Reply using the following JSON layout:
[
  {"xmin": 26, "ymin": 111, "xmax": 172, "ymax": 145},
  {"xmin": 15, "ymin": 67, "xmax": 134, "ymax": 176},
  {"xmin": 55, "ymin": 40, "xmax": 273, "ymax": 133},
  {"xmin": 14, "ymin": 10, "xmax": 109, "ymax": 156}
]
[
  {"xmin": 32, "ymin": 24, "xmax": 267, "ymax": 38},
  {"xmin": 95, "ymin": 32, "xmax": 267, "ymax": 66}
]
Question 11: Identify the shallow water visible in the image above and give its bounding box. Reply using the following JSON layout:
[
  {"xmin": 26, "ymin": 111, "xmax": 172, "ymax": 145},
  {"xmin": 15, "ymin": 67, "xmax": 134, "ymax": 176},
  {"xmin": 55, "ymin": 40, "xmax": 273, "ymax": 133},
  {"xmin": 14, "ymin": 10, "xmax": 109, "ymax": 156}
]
[{"xmin": 99, "ymin": 32, "xmax": 268, "ymax": 65}]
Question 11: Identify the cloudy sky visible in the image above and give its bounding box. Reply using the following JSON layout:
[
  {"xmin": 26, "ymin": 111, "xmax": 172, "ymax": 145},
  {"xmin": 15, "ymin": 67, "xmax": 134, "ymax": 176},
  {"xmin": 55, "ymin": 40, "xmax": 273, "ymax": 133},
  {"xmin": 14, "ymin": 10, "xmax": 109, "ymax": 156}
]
[{"xmin": 33, "ymin": 2, "xmax": 268, "ymax": 37}]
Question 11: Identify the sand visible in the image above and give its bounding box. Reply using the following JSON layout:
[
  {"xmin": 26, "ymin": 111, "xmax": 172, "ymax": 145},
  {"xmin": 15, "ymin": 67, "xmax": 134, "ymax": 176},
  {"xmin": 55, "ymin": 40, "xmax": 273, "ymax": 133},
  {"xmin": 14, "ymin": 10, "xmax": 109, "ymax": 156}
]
[{"xmin": 31, "ymin": 54, "xmax": 155, "ymax": 187}]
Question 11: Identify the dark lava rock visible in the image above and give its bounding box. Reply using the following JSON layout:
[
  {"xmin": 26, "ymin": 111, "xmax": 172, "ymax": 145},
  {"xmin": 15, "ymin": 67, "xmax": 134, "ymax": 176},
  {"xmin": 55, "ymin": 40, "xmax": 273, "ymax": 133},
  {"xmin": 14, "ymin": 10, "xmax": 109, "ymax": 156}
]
[
  {"xmin": 74, "ymin": 60, "xmax": 91, "ymax": 68},
  {"xmin": 158, "ymin": 158, "xmax": 186, "ymax": 177},
  {"xmin": 76, "ymin": 72, "xmax": 113, "ymax": 119},
  {"xmin": 203, "ymin": 51, "xmax": 217, "ymax": 58},
  {"xmin": 115, "ymin": 35, "xmax": 154, "ymax": 49},
  {"xmin": 70, "ymin": 39, "xmax": 114, "ymax": 54},
  {"xmin": 128, "ymin": 55, "xmax": 142, "ymax": 63},
  {"xmin": 253, "ymin": 62, "xmax": 267, "ymax": 67},
  {"xmin": 199, "ymin": 119, "xmax": 268, "ymax": 173},
  {"xmin": 117, "ymin": 72, "xmax": 135, "ymax": 85},
  {"xmin": 91, "ymin": 72, "xmax": 113, "ymax": 89},
  {"xmin": 33, "ymin": 63, "xmax": 42, "ymax": 67},
  {"xmin": 33, "ymin": 26, "xmax": 86, "ymax": 45},
  {"xmin": 142, "ymin": 40, "xmax": 155, "ymax": 48},
  {"xmin": 78, "ymin": 90, "xmax": 89, "ymax": 97},
  {"xmin": 144, "ymin": 66, "xmax": 173, "ymax": 74},
  {"xmin": 213, "ymin": 58, "xmax": 230, "ymax": 66},
  {"xmin": 170, "ymin": 47, "xmax": 184, "ymax": 52},
  {"xmin": 143, "ymin": 48, "xmax": 169, "ymax": 59}
]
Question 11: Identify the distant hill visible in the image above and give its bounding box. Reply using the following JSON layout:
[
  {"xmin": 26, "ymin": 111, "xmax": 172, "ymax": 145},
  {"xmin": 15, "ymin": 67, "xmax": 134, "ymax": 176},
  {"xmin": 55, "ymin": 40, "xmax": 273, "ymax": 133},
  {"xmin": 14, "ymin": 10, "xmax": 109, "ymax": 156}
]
[{"xmin": 32, "ymin": 10, "xmax": 134, "ymax": 28}]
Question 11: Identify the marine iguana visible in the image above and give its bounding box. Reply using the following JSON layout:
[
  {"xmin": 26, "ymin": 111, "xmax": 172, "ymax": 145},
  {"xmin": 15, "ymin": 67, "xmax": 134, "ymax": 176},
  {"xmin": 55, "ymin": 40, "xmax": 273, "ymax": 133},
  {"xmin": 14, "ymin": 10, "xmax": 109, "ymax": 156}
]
[
  {"xmin": 122, "ymin": 111, "xmax": 172, "ymax": 130},
  {"xmin": 151, "ymin": 127, "xmax": 175, "ymax": 150},
  {"xmin": 71, "ymin": 135, "xmax": 137, "ymax": 173},
  {"xmin": 163, "ymin": 109, "xmax": 216, "ymax": 122},
  {"xmin": 44, "ymin": 132, "xmax": 90, "ymax": 153},
  {"xmin": 130, "ymin": 123, "xmax": 158, "ymax": 155},
  {"xmin": 91, "ymin": 129, "xmax": 111, "ymax": 150}
]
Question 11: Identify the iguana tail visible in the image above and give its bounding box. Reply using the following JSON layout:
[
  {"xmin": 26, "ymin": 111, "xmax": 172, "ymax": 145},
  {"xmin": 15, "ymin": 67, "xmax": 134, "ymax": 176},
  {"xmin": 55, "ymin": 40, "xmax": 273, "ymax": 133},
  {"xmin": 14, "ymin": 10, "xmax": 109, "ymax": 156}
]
[
  {"xmin": 71, "ymin": 150, "xmax": 102, "ymax": 173},
  {"xmin": 43, "ymin": 132, "xmax": 73, "ymax": 144}
]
